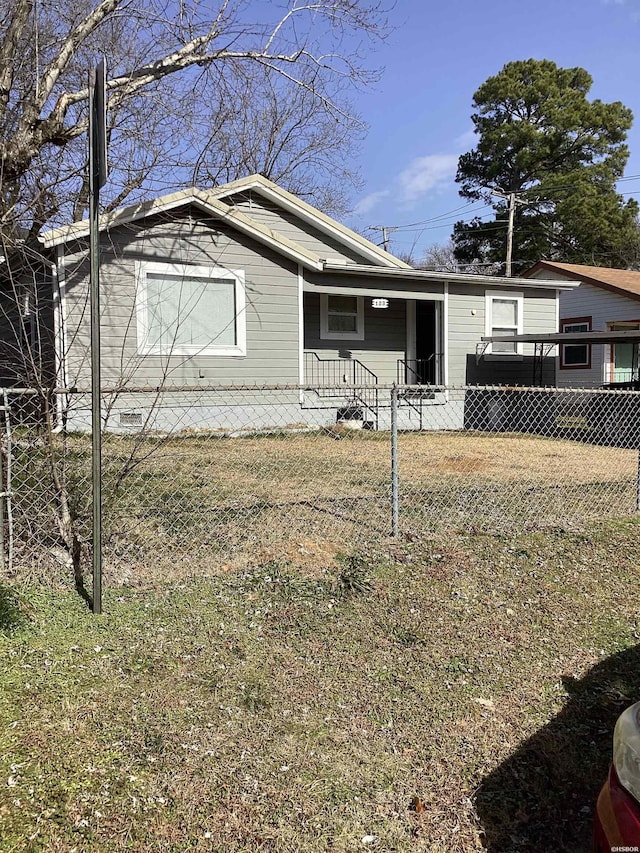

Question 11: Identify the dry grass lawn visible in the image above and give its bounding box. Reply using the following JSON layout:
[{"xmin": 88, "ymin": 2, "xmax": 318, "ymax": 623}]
[
  {"xmin": 2, "ymin": 516, "xmax": 640, "ymax": 851},
  {"xmin": 88, "ymin": 429, "xmax": 637, "ymax": 579}
]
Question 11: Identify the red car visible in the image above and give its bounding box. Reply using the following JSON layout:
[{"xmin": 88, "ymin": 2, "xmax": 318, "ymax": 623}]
[{"xmin": 594, "ymin": 701, "xmax": 640, "ymax": 851}]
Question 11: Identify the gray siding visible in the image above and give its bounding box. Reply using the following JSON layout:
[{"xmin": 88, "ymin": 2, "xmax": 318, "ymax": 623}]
[
  {"xmin": 448, "ymin": 284, "xmax": 557, "ymax": 386},
  {"xmin": 61, "ymin": 209, "xmax": 300, "ymax": 388},
  {"xmin": 304, "ymin": 292, "xmax": 406, "ymax": 383},
  {"xmin": 225, "ymin": 191, "xmax": 375, "ymax": 265}
]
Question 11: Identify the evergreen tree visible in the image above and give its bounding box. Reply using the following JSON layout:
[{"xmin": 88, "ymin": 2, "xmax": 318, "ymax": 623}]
[{"xmin": 453, "ymin": 59, "xmax": 640, "ymax": 272}]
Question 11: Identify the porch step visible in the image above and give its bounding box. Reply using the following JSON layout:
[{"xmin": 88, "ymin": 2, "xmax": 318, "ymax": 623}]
[{"xmin": 400, "ymin": 388, "xmax": 436, "ymax": 401}]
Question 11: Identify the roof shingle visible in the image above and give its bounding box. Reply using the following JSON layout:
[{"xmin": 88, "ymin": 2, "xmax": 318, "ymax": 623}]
[{"xmin": 527, "ymin": 261, "xmax": 640, "ymax": 298}]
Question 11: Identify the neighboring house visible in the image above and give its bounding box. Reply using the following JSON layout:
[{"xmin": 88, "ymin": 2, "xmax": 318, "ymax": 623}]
[
  {"xmin": 32, "ymin": 175, "xmax": 569, "ymax": 431},
  {"xmin": 525, "ymin": 261, "xmax": 640, "ymax": 388}
]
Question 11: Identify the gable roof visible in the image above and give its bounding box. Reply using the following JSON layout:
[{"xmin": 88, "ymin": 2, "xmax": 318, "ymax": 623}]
[
  {"xmin": 40, "ymin": 174, "xmax": 407, "ymax": 271},
  {"xmin": 209, "ymin": 174, "xmax": 409, "ymax": 269},
  {"xmin": 39, "ymin": 179, "xmax": 568, "ymax": 293},
  {"xmin": 525, "ymin": 261, "xmax": 640, "ymax": 301},
  {"xmin": 41, "ymin": 187, "xmax": 326, "ymax": 270}
]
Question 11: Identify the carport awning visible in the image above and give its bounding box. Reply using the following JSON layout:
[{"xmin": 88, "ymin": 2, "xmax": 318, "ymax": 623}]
[
  {"xmin": 478, "ymin": 330, "xmax": 640, "ymax": 387},
  {"xmin": 481, "ymin": 330, "xmax": 640, "ymax": 345}
]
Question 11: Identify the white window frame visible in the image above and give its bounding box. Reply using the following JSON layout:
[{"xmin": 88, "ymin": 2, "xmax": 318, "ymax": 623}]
[
  {"xmin": 320, "ymin": 293, "xmax": 365, "ymax": 341},
  {"xmin": 135, "ymin": 260, "xmax": 246, "ymax": 357},
  {"xmin": 485, "ymin": 290, "xmax": 524, "ymax": 356}
]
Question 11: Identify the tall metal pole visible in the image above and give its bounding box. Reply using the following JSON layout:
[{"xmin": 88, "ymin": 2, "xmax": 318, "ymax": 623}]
[
  {"xmin": 89, "ymin": 67, "xmax": 103, "ymax": 615},
  {"xmin": 0, "ymin": 423, "xmax": 5, "ymax": 574}
]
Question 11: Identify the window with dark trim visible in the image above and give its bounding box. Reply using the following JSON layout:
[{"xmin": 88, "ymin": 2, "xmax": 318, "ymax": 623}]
[{"xmin": 560, "ymin": 316, "xmax": 591, "ymax": 369}]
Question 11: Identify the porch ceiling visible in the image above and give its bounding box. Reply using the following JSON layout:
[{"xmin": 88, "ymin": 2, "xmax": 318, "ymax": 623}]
[{"xmin": 303, "ymin": 282, "xmax": 444, "ymax": 301}]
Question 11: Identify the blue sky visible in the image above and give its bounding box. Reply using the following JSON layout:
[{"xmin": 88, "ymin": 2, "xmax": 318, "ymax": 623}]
[{"xmin": 345, "ymin": 0, "xmax": 640, "ymax": 259}]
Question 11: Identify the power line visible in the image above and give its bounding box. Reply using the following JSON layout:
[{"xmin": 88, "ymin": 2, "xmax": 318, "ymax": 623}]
[
  {"xmin": 368, "ymin": 174, "xmax": 640, "ymax": 241},
  {"xmin": 367, "ymin": 200, "xmax": 491, "ymax": 234}
]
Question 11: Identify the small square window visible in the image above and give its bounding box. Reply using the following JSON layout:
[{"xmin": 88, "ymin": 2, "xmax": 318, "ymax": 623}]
[{"xmin": 320, "ymin": 294, "xmax": 365, "ymax": 340}]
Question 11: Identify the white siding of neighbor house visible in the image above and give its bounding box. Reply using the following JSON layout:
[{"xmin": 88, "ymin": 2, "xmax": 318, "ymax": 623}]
[
  {"xmin": 223, "ymin": 191, "xmax": 376, "ymax": 265},
  {"xmin": 60, "ymin": 208, "xmax": 301, "ymax": 389},
  {"xmin": 559, "ymin": 281, "xmax": 640, "ymax": 387},
  {"xmin": 447, "ymin": 284, "xmax": 558, "ymax": 386},
  {"xmin": 531, "ymin": 270, "xmax": 640, "ymax": 387}
]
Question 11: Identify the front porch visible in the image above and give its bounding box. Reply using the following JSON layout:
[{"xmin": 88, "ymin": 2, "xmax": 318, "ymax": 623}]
[
  {"xmin": 302, "ymin": 289, "xmax": 445, "ymax": 387},
  {"xmin": 301, "ymin": 348, "xmax": 448, "ymax": 432}
]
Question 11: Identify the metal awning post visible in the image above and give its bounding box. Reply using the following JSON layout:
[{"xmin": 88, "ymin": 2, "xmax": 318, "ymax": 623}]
[
  {"xmin": 475, "ymin": 341, "xmax": 489, "ymax": 364},
  {"xmin": 533, "ymin": 342, "xmax": 541, "ymax": 387}
]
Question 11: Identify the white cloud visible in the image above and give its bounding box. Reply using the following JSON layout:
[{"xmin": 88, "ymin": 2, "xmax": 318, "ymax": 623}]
[
  {"xmin": 353, "ymin": 128, "xmax": 471, "ymax": 216},
  {"xmin": 398, "ymin": 154, "xmax": 459, "ymax": 203},
  {"xmin": 352, "ymin": 189, "xmax": 390, "ymax": 216}
]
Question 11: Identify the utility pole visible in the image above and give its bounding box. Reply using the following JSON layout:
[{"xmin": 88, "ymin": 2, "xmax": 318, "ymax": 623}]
[
  {"xmin": 505, "ymin": 192, "xmax": 515, "ymax": 278},
  {"xmin": 488, "ymin": 188, "xmax": 524, "ymax": 277},
  {"xmin": 369, "ymin": 225, "xmax": 397, "ymax": 252}
]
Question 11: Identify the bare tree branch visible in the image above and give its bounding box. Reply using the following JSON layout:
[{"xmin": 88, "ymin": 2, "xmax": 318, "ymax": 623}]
[{"xmin": 0, "ymin": 0, "xmax": 388, "ymax": 233}]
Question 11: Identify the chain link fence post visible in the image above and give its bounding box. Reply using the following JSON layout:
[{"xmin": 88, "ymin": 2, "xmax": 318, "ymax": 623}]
[
  {"xmin": 2, "ymin": 390, "xmax": 13, "ymax": 574},
  {"xmin": 0, "ymin": 398, "xmax": 4, "ymax": 574},
  {"xmin": 636, "ymin": 447, "xmax": 640, "ymax": 512},
  {"xmin": 391, "ymin": 384, "xmax": 399, "ymax": 537}
]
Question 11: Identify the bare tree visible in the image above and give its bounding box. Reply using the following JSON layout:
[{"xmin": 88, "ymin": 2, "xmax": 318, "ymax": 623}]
[
  {"xmin": 191, "ymin": 65, "xmax": 365, "ymax": 217},
  {"xmin": 0, "ymin": 0, "xmax": 388, "ymax": 243},
  {"xmin": 0, "ymin": 1, "xmax": 388, "ymax": 586},
  {"xmin": 418, "ymin": 240, "xmax": 498, "ymax": 274}
]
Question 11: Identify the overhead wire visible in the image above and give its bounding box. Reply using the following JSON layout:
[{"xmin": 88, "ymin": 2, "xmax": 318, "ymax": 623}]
[{"xmin": 374, "ymin": 173, "xmax": 640, "ymax": 237}]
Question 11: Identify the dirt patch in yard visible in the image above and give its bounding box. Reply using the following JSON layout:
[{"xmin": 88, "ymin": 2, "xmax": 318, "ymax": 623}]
[
  {"xmin": 11, "ymin": 428, "xmax": 639, "ymax": 583},
  {"xmin": 398, "ymin": 430, "xmax": 636, "ymax": 485}
]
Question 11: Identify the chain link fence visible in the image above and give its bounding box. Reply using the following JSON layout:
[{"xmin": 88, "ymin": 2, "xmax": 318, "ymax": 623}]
[{"xmin": 3, "ymin": 384, "xmax": 640, "ymax": 581}]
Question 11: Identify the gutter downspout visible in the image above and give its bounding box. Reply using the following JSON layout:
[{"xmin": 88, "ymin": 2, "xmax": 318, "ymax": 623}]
[{"xmin": 443, "ymin": 282, "xmax": 449, "ymax": 386}]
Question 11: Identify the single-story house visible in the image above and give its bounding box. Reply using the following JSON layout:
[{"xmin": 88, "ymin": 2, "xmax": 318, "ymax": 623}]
[
  {"xmin": 21, "ymin": 175, "xmax": 573, "ymax": 431},
  {"xmin": 525, "ymin": 261, "xmax": 640, "ymax": 388}
]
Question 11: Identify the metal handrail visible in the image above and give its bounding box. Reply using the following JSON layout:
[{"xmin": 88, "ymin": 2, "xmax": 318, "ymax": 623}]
[
  {"xmin": 397, "ymin": 355, "xmax": 443, "ymax": 385},
  {"xmin": 304, "ymin": 351, "xmax": 378, "ymax": 386},
  {"xmin": 304, "ymin": 352, "xmax": 379, "ymax": 428}
]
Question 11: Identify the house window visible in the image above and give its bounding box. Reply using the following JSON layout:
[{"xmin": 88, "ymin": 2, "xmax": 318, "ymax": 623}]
[
  {"xmin": 136, "ymin": 261, "xmax": 246, "ymax": 356},
  {"xmin": 485, "ymin": 290, "xmax": 523, "ymax": 355},
  {"xmin": 320, "ymin": 294, "xmax": 365, "ymax": 340},
  {"xmin": 560, "ymin": 317, "xmax": 591, "ymax": 369}
]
